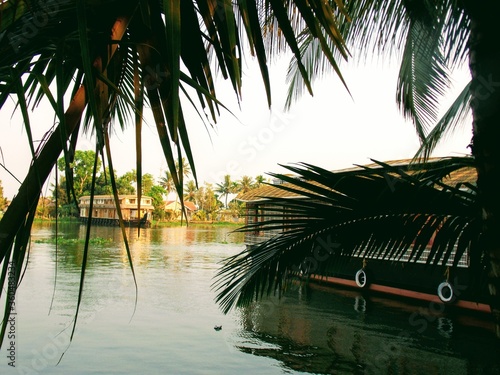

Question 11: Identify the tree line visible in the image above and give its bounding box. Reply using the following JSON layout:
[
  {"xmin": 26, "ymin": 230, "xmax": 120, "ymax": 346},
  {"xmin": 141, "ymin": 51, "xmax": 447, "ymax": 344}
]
[
  {"xmin": 41, "ymin": 150, "xmax": 267, "ymax": 221},
  {"xmin": 0, "ymin": 180, "xmax": 7, "ymax": 215}
]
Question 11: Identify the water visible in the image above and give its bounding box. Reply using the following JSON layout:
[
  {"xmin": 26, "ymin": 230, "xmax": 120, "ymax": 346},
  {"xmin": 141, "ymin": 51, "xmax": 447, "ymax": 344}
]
[{"xmin": 2, "ymin": 222, "xmax": 500, "ymax": 374}]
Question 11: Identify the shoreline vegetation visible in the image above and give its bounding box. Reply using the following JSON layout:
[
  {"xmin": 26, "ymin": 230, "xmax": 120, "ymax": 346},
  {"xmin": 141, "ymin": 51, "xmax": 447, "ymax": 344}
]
[
  {"xmin": 32, "ymin": 220, "xmax": 244, "ymax": 246},
  {"xmin": 33, "ymin": 217, "xmax": 243, "ymax": 228}
]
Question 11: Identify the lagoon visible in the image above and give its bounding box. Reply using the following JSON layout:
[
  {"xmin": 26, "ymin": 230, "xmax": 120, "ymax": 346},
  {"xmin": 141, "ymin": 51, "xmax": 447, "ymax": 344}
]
[{"xmin": 3, "ymin": 222, "xmax": 500, "ymax": 374}]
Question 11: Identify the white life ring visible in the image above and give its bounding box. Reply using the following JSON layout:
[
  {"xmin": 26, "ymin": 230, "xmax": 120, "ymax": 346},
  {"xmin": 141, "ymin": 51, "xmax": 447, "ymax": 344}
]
[
  {"xmin": 437, "ymin": 281, "xmax": 454, "ymax": 303},
  {"xmin": 355, "ymin": 269, "xmax": 369, "ymax": 288},
  {"xmin": 354, "ymin": 296, "xmax": 367, "ymax": 312}
]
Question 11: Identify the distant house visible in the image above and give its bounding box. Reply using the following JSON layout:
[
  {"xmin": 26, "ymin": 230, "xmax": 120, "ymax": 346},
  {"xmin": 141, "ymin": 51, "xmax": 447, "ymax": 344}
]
[
  {"xmin": 36, "ymin": 197, "xmax": 56, "ymax": 219},
  {"xmin": 79, "ymin": 195, "xmax": 154, "ymax": 227},
  {"xmin": 164, "ymin": 200, "xmax": 197, "ymax": 220}
]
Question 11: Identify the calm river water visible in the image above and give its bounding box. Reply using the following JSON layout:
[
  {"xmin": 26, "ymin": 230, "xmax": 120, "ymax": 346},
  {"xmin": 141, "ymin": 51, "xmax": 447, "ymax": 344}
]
[{"xmin": 2, "ymin": 222, "xmax": 500, "ymax": 374}]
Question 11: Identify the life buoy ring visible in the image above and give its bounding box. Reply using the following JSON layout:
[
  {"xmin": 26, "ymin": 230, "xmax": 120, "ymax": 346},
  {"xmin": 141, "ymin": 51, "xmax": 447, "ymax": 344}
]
[
  {"xmin": 355, "ymin": 268, "xmax": 369, "ymax": 288},
  {"xmin": 354, "ymin": 295, "xmax": 367, "ymax": 312},
  {"xmin": 437, "ymin": 281, "xmax": 454, "ymax": 303},
  {"xmin": 437, "ymin": 317, "xmax": 453, "ymax": 338}
]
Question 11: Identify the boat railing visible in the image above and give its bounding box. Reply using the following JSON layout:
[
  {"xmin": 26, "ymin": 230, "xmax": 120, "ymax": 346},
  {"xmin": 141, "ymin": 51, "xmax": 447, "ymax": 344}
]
[
  {"xmin": 244, "ymin": 233, "xmax": 469, "ymax": 268},
  {"xmin": 352, "ymin": 245, "xmax": 469, "ymax": 268}
]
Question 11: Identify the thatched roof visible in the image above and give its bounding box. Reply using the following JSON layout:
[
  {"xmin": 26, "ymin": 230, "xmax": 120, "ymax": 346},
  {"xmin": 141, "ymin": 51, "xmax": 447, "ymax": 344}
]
[{"xmin": 237, "ymin": 158, "xmax": 477, "ymax": 203}]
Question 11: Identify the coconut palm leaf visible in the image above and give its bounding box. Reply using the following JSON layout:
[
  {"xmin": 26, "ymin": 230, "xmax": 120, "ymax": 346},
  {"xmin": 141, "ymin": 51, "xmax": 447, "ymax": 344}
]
[
  {"xmin": 213, "ymin": 157, "xmax": 483, "ymax": 313},
  {"xmin": 0, "ymin": 0, "xmax": 350, "ymax": 347},
  {"xmin": 285, "ymin": 0, "xmax": 470, "ymax": 153},
  {"xmin": 414, "ymin": 81, "xmax": 472, "ymax": 160},
  {"xmin": 396, "ymin": 16, "xmax": 450, "ymax": 142}
]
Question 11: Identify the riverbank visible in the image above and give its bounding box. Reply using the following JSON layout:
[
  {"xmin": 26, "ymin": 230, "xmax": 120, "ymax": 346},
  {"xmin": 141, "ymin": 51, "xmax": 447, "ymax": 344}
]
[
  {"xmin": 151, "ymin": 220, "xmax": 242, "ymax": 228},
  {"xmin": 34, "ymin": 217, "xmax": 243, "ymax": 228}
]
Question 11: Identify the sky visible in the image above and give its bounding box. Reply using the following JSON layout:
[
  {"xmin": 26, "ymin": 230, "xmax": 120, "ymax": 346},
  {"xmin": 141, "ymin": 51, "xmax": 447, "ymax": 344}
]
[{"xmin": 0, "ymin": 54, "xmax": 472, "ymax": 200}]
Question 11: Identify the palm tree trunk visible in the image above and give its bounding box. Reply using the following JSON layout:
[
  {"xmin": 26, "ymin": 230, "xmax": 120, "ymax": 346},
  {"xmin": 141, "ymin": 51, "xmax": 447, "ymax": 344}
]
[
  {"xmin": 0, "ymin": 15, "xmax": 131, "ymax": 263},
  {"xmin": 465, "ymin": 1, "xmax": 500, "ymax": 337},
  {"xmin": 0, "ymin": 86, "xmax": 86, "ymax": 262}
]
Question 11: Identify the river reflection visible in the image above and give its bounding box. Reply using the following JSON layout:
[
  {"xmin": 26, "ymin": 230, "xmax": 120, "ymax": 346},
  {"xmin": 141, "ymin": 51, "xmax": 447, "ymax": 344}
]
[
  {"xmin": 237, "ymin": 283, "xmax": 500, "ymax": 374},
  {"xmin": 4, "ymin": 222, "xmax": 500, "ymax": 374}
]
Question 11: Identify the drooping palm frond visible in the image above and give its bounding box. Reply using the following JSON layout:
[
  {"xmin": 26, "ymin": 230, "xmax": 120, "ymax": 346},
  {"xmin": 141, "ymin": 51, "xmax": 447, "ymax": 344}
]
[
  {"xmin": 0, "ymin": 0, "xmax": 350, "ymax": 347},
  {"xmin": 396, "ymin": 14, "xmax": 450, "ymax": 142},
  {"xmin": 213, "ymin": 156, "xmax": 483, "ymax": 313},
  {"xmin": 284, "ymin": 27, "xmax": 351, "ymax": 109},
  {"xmin": 285, "ymin": 0, "xmax": 408, "ymax": 107},
  {"xmin": 414, "ymin": 81, "xmax": 472, "ymax": 160},
  {"xmin": 285, "ymin": 0, "xmax": 471, "ymax": 155},
  {"xmin": 283, "ymin": 0, "xmax": 354, "ymax": 108}
]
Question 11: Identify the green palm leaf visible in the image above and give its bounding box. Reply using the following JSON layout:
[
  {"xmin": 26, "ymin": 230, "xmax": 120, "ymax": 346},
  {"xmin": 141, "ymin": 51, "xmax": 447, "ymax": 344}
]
[
  {"xmin": 396, "ymin": 18, "xmax": 450, "ymax": 141},
  {"xmin": 285, "ymin": 0, "xmax": 470, "ymax": 154},
  {"xmin": 213, "ymin": 157, "xmax": 482, "ymax": 313},
  {"xmin": 415, "ymin": 81, "xmax": 472, "ymax": 160},
  {"xmin": 0, "ymin": 0, "xmax": 351, "ymax": 347}
]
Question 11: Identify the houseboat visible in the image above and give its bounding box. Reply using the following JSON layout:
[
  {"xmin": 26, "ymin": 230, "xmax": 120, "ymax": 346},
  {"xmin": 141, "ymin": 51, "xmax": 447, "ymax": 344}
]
[
  {"xmin": 236, "ymin": 159, "xmax": 491, "ymax": 314},
  {"xmin": 79, "ymin": 195, "xmax": 154, "ymax": 227}
]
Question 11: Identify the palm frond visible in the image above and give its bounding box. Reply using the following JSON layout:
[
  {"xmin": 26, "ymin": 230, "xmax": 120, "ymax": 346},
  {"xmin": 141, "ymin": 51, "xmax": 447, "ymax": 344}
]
[
  {"xmin": 284, "ymin": 0, "xmax": 470, "ymax": 153},
  {"xmin": 283, "ymin": 0, "xmax": 353, "ymax": 108},
  {"xmin": 213, "ymin": 157, "xmax": 482, "ymax": 313},
  {"xmin": 396, "ymin": 18, "xmax": 450, "ymax": 141},
  {"xmin": 0, "ymin": 0, "xmax": 355, "ymax": 347},
  {"xmin": 414, "ymin": 81, "xmax": 472, "ymax": 160},
  {"xmin": 441, "ymin": 0, "xmax": 470, "ymax": 68}
]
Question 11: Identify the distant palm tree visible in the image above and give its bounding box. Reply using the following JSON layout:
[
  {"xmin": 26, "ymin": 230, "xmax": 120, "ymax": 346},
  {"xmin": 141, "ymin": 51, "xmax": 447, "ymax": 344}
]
[
  {"xmin": 238, "ymin": 176, "xmax": 255, "ymax": 194},
  {"xmin": 159, "ymin": 172, "xmax": 175, "ymax": 195},
  {"xmin": 184, "ymin": 180, "xmax": 197, "ymax": 202},
  {"xmin": 176, "ymin": 157, "xmax": 191, "ymax": 181},
  {"xmin": 215, "ymin": 175, "xmax": 237, "ymax": 208},
  {"xmin": 254, "ymin": 175, "xmax": 266, "ymax": 189},
  {"xmin": 196, "ymin": 184, "xmax": 220, "ymax": 221}
]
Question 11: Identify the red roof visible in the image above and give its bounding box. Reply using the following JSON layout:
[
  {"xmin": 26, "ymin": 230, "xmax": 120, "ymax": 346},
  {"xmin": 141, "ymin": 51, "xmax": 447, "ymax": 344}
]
[{"xmin": 165, "ymin": 200, "xmax": 197, "ymax": 211}]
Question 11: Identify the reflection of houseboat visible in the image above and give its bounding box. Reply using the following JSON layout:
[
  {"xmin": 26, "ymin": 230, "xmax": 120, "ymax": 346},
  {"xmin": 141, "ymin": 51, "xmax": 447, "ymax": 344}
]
[
  {"xmin": 237, "ymin": 160, "xmax": 491, "ymax": 314},
  {"xmin": 237, "ymin": 283, "xmax": 496, "ymax": 374},
  {"xmin": 79, "ymin": 195, "xmax": 154, "ymax": 227}
]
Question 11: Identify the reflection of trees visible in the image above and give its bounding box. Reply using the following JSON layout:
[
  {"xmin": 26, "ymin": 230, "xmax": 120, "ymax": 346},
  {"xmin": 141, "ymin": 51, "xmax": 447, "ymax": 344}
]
[
  {"xmin": 33, "ymin": 223, "xmax": 244, "ymax": 273},
  {"xmin": 31, "ymin": 224, "xmax": 154, "ymax": 272}
]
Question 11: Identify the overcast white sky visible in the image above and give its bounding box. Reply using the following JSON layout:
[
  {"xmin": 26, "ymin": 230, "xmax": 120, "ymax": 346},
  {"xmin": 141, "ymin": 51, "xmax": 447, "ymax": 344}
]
[{"xmin": 0, "ymin": 54, "xmax": 472, "ymax": 200}]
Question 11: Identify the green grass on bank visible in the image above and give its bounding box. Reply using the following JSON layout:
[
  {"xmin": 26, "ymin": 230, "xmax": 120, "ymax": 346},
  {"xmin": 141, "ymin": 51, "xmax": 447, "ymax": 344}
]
[
  {"xmin": 35, "ymin": 217, "xmax": 243, "ymax": 228},
  {"xmin": 151, "ymin": 220, "xmax": 242, "ymax": 228},
  {"xmin": 34, "ymin": 237, "xmax": 113, "ymax": 245}
]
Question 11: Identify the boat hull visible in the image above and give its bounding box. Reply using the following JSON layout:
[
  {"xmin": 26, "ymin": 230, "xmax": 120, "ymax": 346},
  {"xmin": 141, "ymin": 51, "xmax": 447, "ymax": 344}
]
[
  {"xmin": 303, "ymin": 257, "xmax": 490, "ymax": 314},
  {"xmin": 79, "ymin": 217, "xmax": 151, "ymax": 228}
]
